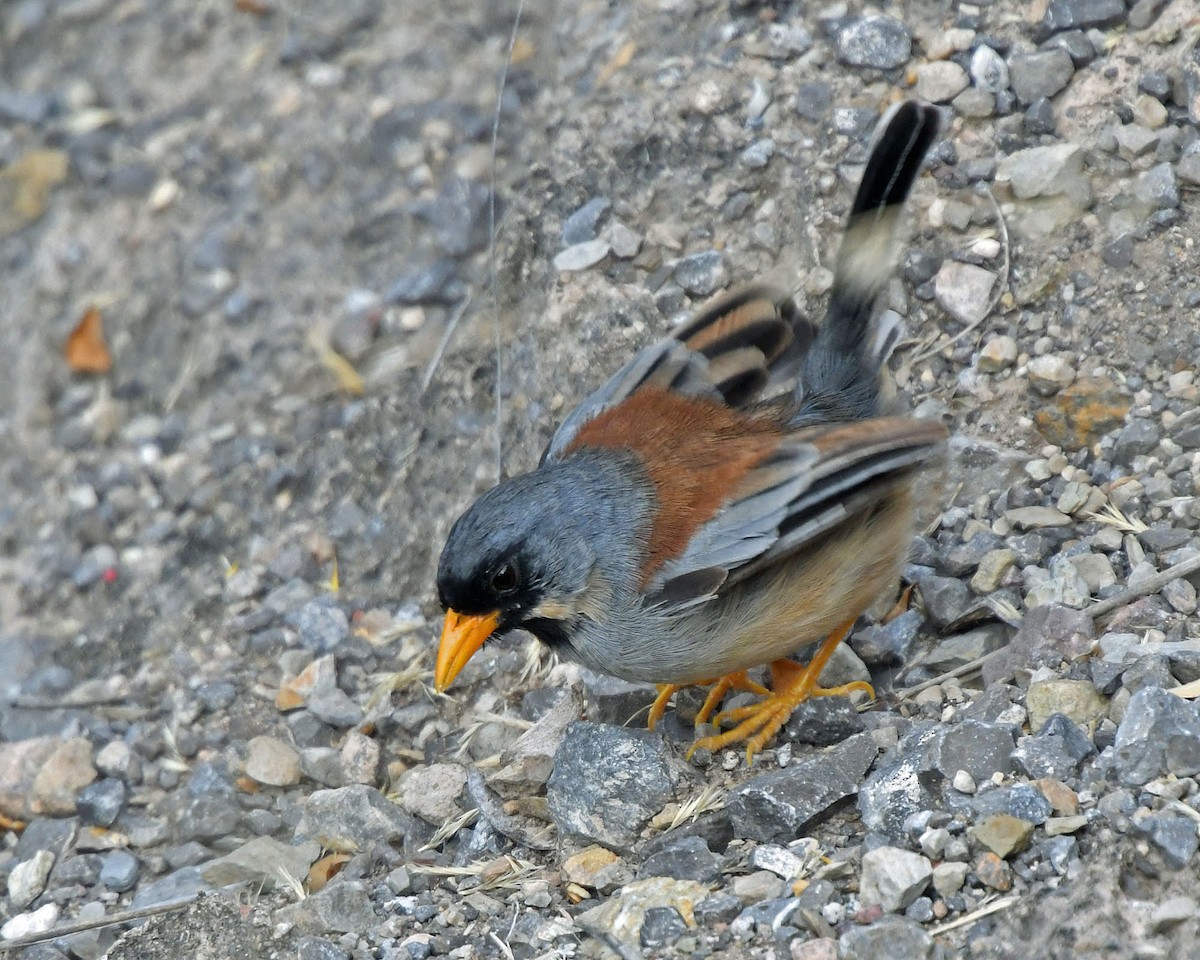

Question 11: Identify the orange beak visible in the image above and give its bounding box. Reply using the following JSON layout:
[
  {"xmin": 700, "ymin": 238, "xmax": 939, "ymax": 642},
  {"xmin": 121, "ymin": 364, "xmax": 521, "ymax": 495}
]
[{"xmin": 435, "ymin": 609, "xmax": 500, "ymax": 692}]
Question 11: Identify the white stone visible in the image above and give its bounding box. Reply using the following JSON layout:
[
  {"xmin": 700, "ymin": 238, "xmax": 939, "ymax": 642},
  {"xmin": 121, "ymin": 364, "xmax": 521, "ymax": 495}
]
[
  {"xmin": 7, "ymin": 851, "xmax": 55, "ymax": 909},
  {"xmin": 934, "ymin": 261, "xmax": 996, "ymax": 325},
  {"xmin": 1, "ymin": 903, "xmax": 60, "ymax": 940},
  {"xmin": 859, "ymin": 847, "xmax": 933, "ymax": 913},
  {"xmin": 553, "ymin": 240, "xmax": 610, "ymax": 272}
]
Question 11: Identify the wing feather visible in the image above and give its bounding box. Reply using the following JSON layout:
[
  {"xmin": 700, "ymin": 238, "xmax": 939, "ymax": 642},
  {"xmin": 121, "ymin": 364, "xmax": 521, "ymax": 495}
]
[{"xmin": 644, "ymin": 418, "xmax": 946, "ymax": 610}]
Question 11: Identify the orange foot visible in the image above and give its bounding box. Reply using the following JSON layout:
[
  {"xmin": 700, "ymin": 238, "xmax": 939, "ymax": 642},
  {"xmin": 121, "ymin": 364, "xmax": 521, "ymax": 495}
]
[
  {"xmin": 646, "ymin": 671, "xmax": 770, "ymax": 731},
  {"xmin": 687, "ymin": 619, "xmax": 874, "ymax": 764}
]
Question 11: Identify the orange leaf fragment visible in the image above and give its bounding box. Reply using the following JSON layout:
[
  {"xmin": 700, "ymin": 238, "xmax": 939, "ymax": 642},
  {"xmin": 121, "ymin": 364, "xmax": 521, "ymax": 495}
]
[
  {"xmin": 882, "ymin": 584, "xmax": 914, "ymax": 624},
  {"xmin": 65, "ymin": 306, "xmax": 112, "ymax": 374},
  {"xmin": 596, "ymin": 40, "xmax": 636, "ymax": 87},
  {"xmin": 307, "ymin": 853, "xmax": 351, "ymax": 893},
  {"xmin": 510, "ymin": 36, "xmax": 535, "ymax": 65}
]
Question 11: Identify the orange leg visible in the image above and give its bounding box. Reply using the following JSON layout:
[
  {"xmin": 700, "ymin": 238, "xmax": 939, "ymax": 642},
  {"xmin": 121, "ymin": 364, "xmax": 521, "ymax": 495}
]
[
  {"xmin": 687, "ymin": 618, "xmax": 874, "ymax": 764},
  {"xmin": 646, "ymin": 671, "xmax": 770, "ymax": 730}
]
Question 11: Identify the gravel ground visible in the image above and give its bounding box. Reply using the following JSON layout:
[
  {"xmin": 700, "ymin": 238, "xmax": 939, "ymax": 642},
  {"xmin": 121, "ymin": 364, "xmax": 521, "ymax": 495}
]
[{"xmin": 2, "ymin": 0, "xmax": 1200, "ymax": 958}]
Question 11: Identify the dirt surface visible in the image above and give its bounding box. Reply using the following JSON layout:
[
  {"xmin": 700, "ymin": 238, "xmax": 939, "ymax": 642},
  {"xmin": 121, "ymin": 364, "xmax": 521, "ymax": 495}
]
[{"xmin": 2, "ymin": 0, "xmax": 1200, "ymax": 958}]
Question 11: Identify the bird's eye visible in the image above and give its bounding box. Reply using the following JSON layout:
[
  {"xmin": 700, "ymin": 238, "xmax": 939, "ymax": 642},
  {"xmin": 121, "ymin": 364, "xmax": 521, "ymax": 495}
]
[{"xmin": 490, "ymin": 561, "xmax": 519, "ymax": 595}]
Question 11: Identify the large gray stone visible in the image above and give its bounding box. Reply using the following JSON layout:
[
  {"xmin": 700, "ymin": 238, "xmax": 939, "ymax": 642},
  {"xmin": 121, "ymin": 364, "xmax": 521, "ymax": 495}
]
[
  {"xmin": 728, "ymin": 732, "xmax": 878, "ymax": 842},
  {"xmin": 547, "ymin": 723, "xmax": 678, "ymax": 850}
]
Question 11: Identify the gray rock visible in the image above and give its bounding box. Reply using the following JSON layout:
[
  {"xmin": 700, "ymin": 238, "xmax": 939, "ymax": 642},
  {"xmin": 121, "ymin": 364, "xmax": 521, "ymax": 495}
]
[
  {"xmin": 995, "ymin": 144, "xmax": 1085, "ymax": 201},
  {"xmin": 294, "ymin": 784, "xmax": 415, "ymax": 851},
  {"xmin": 1027, "ymin": 355, "xmax": 1076, "ymax": 396},
  {"xmin": 56, "ymin": 853, "xmax": 102, "ymax": 886},
  {"xmin": 199, "ymin": 836, "xmax": 321, "ymax": 888},
  {"xmin": 673, "ymin": 251, "xmax": 727, "ymax": 297},
  {"xmin": 1133, "ymin": 162, "xmax": 1179, "ymax": 210},
  {"xmin": 0, "ymin": 904, "xmax": 61, "ymax": 942},
  {"xmin": 1007, "ymin": 506, "xmax": 1073, "ymax": 530},
  {"xmin": 782, "ymin": 695, "xmax": 866, "ymax": 746},
  {"xmin": 1038, "ymin": 0, "xmax": 1127, "ymax": 36},
  {"xmin": 306, "ymin": 686, "xmax": 363, "ymax": 729},
  {"xmin": 415, "ymin": 176, "xmax": 492, "ymax": 256},
  {"xmin": 839, "ymin": 915, "xmax": 934, "ymax": 958},
  {"xmin": 606, "ymin": 221, "xmax": 642, "ymax": 259},
  {"xmin": 859, "ymin": 725, "xmax": 944, "ymax": 841},
  {"xmin": 835, "ymin": 16, "xmax": 912, "ymax": 70},
  {"xmin": 580, "ymin": 669, "xmax": 657, "ymax": 726},
  {"xmin": 177, "ymin": 795, "xmax": 241, "ymax": 842},
  {"xmin": 639, "ymin": 906, "xmax": 688, "ymax": 949},
  {"xmin": 929, "ymin": 720, "xmax": 1016, "ymax": 783},
  {"xmin": 834, "ymin": 107, "xmax": 879, "ymax": 138},
  {"xmin": 384, "ymin": 259, "xmax": 459, "ymax": 305},
  {"xmin": 1046, "ymin": 29, "xmax": 1095, "ymax": 65},
  {"xmin": 953, "ymin": 87, "xmax": 996, "ymax": 118},
  {"xmin": 99, "ymin": 850, "xmax": 140, "ymax": 892},
  {"xmin": 394, "ymin": 762, "xmax": 468, "ymax": 825},
  {"xmin": 1168, "ymin": 408, "xmax": 1200, "ymax": 448},
  {"xmin": 923, "ymin": 625, "xmax": 1008, "ymax": 672},
  {"xmin": 971, "ymin": 549, "xmax": 1017, "ymax": 593},
  {"xmin": 739, "ymin": 138, "xmax": 776, "ymax": 169},
  {"xmin": 297, "ymin": 938, "xmax": 349, "ymax": 960},
  {"xmin": 1113, "ymin": 686, "xmax": 1200, "ymax": 786},
  {"xmin": 727, "ymin": 732, "xmax": 878, "ymax": 842},
  {"xmin": 748, "ymin": 844, "xmax": 804, "ymax": 880},
  {"xmin": 547, "ymin": 723, "xmax": 678, "ymax": 850},
  {"xmin": 977, "ymin": 335, "xmax": 1018, "ymax": 373},
  {"xmin": 276, "ymin": 880, "xmax": 377, "ymax": 935},
  {"xmin": 1102, "ymin": 235, "xmax": 1135, "ymax": 269},
  {"xmin": 561, "ymin": 197, "xmax": 611, "ymax": 245},
  {"xmin": 851, "ymin": 609, "xmax": 922, "ymax": 666},
  {"xmin": 1133, "ymin": 815, "xmax": 1199, "ymax": 868},
  {"xmin": 75, "ymin": 778, "xmax": 126, "ymax": 827},
  {"xmin": 1149, "ymin": 896, "xmax": 1198, "ymax": 934},
  {"xmin": 637, "ymin": 835, "xmax": 721, "ymax": 883},
  {"xmin": 94, "ymin": 741, "xmax": 142, "ymax": 783},
  {"xmin": 794, "ymin": 82, "xmax": 832, "ymax": 122},
  {"xmin": 1025, "ymin": 555, "xmax": 1092, "ymax": 609},
  {"xmin": 1179, "ymin": 152, "xmax": 1200, "ymax": 188},
  {"xmin": 1020, "ymin": 712, "xmax": 1095, "ymax": 777},
  {"xmin": 1113, "ymin": 419, "xmax": 1160, "ymax": 463},
  {"xmin": 1112, "ymin": 123, "xmax": 1159, "ymax": 159},
  {"xmin": 8, "ymin": 849, "xmax": 55, "ymax": 908},
  {"xmin": 1138, "ymin": 525, "xmax": 1193, "ymax": 554},
  {"xmin": 553, "ymin": 240, "xmax": 610, "ymax": 272},
  {"xmin": 245, "ymin": 736, "xmax": 302, "ymax": 787},
  {"xmin": 1022, "ymin": 97, "xmax": 1060, "ymax": 133},
  {"xmin": 1008, "ymin": 49, "xmax": 1075, "ymax": 104},
  {"xmin": 967, "ymin": 784, "xmax": 1053, "ymax": 824},
  {"xmin": 694, "ymin": 894, "xmax": 742, "ymax": 925},
  {"xmin": 915, "ymin": 61, "xmax": 969, "ymax": 103},
  {"xmin": 943, "ymin": 533, "xmax": 1006, "ymax": 577},
  {"xmin": 489, "ymin": 686, "xmax": 582, "ymax": 798},
  {"xmin": 933, "ymin": 861, "xmax": 970, "ymax": 897},
  {"xmin": 984, "ymin": 604, "xmax": 1095, "ymax": 686},
  {"xmin": 287, "ymin": 598, "xmax": 349, "ymax": 653},
  {"xmin": 131, "ymin": 866, "xmax": 209, "ymax": 908},
  {"xmin": 1128, "ymin": 0, "xmax": 1168, "ymax": 28},
  {"xmin": 918, "ymin": 575, "xmax": 973, "ymax": 629},
  {"xmin": 0, "ymin": 88, "xmax": 55, "ymax": 125},
  {"xmin": 859, "ymin": 847, "xmax": 933, "ymax": 912},
  {"xmin": 934, "ymin": 260, "xmax": 996, "ymax": 326},
  {"xmin": 969, "ymin": 46, "xmax": 1009, "ymax": 93}
]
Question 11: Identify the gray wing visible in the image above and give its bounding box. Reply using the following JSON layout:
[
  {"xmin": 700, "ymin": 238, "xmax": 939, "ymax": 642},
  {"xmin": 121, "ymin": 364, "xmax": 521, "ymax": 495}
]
[{"xmin": 643, "ymin": 417, "xmax": 947, "ymax": 612}]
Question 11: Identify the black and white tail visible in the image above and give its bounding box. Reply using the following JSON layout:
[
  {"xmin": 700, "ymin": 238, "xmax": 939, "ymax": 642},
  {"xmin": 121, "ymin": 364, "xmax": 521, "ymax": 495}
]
[{"xmin": 796, "ymin": 100, "xmax": 942, "ymax": 425}]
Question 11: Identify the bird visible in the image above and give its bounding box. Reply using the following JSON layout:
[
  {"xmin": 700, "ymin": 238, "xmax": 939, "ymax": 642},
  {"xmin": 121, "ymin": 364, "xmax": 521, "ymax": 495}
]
[{"xmin": 434, "ymin": 99, "xmax": 947, "ymax": 762}]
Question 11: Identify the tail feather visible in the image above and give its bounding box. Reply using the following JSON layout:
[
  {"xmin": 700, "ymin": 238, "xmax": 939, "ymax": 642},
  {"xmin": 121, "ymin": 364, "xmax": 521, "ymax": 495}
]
[{"xmin": 796, "ymin": 100, "xmax": 941, "ymax": 424}]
